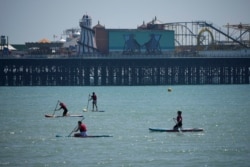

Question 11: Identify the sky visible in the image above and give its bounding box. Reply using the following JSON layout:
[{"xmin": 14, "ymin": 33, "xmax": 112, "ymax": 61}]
[{"xmin": 0, "ymin": 0, "xmax": 249, "ymax": 44}]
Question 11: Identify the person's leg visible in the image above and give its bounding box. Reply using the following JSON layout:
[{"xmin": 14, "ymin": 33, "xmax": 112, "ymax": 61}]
[
  {"xmin": 173, "ymin": 124, "xmax": 178, "ymax": 130},
  {"xmin": 63, "ymin": 109, "xmax": 67, "ymax": 116},
  {"xmin": 95, "ymin": 102, "xmax": 98, "ymax": 111},
  {"xmin": 81, "ymin": 131, "xmax": 87, "ymax": 137},
  {"xmin": 74, "ymin": 133, "xmax": 81, "ymax": 137}
]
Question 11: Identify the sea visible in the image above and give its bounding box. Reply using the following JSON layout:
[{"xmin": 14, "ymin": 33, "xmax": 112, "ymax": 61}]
[{"xmin": 0, "ymin": 85, "xmax": 249, "ymax": 167}]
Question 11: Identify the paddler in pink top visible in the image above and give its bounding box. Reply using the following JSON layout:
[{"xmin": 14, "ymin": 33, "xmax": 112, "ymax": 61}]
[
  {"xmin": 74, "ymin": 121, "xmax": 87, "ymax": 137},
  {"xmin": 57, "ymin": 101, "xmax": 68, "ymax": 116},
  {"xmin": 90, "ymin": 92, "xmax": 98, "ymax": 111}
]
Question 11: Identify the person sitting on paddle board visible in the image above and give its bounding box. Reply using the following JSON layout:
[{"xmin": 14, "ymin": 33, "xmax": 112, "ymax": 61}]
[
  {"xmin": 57, "ymin": 102, "xmax": 68, "ymax": 116},
  {"xmin": 74, "ymin": 121, "xmax": 87, "ymax": 137},
  {"xmin": 90, "ymin": 92, "xmax": 98, "ymax": 111},
  {"xmin": 173, "ymin": 111, "xmax": 183, "ymax": 130}
]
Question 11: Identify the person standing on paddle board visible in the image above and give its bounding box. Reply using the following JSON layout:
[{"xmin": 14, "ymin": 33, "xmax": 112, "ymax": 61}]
[
  {"xmin": 57, "ymin": 102, "xmax": 68, "ymax": 116},
  {"xmin": 74, "ymin": 121, "xmax": 87, "ymax": 137},
  {"xmin": 173, "ymin": 111, "xmax": 183, "ymax": 130},
  {"xmin": 90, "ymin": 92, "xmax": 98, "ymax": 111}
]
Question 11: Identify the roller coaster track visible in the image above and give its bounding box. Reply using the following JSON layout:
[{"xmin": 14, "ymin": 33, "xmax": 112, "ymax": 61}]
[
  {"xmin": 164, "ymin": 21, "xmax": 248, "ymax": 48},
  {"xmin": 203, "ymin": 22, "xmax": 248, "ymax": 48}
]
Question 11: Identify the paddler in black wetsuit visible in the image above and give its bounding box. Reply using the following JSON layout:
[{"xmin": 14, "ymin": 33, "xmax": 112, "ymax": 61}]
[{"xmin": 173, "ymin": 111, "xmax": 183, "ymax": 130}]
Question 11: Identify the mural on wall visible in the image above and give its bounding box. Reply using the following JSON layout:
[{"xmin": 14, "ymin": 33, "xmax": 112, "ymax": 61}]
[
  {"xmin": 123, "ymin": 34, "xmax": 141, "ymax": 54},
  {"xmin": 143, "ymin": 34, "xmax": 162, "ymax": 54},
  {"xmin": 109, "ymin": 30, "xmax": 174, "ymax": 54},
  {"xmin": 123, "ymin": 33, "xmax": 162, "ymax": 54}
]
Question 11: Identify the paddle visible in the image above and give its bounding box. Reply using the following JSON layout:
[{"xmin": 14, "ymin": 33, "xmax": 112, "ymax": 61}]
[
  {"xmin": 52, "ymin": 100, "xmax": 60, "ymax": 116},
  {"xmin": 83, "ymin": 94, "xmax": 90, "ymax": 112},
  {"xmin": 67, "ymin": 115, "xmax": 85, "ymax": 137}
]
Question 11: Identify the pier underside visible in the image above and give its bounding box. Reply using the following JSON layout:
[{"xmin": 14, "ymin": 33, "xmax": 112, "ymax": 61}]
[{"xmin": 0, "ymin": 58, "xmax": 249, "ymax": 86}]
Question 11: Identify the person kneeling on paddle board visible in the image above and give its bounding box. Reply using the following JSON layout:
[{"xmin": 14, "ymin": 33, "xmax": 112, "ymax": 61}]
[
  {"xmin": 74, "ymin": 121, "xmax": 87, "ymax": 137},
  {"xmin": 57, "ymin": 102, "xmax": 68, "ymax": 116},
  {"xmin": 173, "ymin": 111, "xmax": 183, "ymax": 130}
]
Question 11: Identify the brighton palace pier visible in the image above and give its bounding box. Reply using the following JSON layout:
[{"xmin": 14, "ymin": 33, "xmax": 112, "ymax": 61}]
[{"xmin": 1, "ymin": 15, "xmax": 250, "ymax": 86}]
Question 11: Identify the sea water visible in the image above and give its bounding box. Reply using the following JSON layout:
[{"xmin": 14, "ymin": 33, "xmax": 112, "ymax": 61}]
[{"xmin": 0, "ymin": 85, "xmax": 249, "ymax": 167}]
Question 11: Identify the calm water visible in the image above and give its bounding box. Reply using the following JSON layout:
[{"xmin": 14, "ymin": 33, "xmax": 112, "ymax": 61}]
[{"xmin": 0, "ymin": 85, "xmax": 249, "ymax": 167}]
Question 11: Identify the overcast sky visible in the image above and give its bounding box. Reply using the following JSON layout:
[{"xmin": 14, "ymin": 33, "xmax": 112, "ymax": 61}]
[{"xmin": 0, "ymin": 0, "xmax": 249, "ymax": 44}]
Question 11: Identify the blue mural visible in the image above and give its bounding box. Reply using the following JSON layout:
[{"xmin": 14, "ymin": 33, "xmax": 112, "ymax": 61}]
[{"xmin": 108, "ymin": 29, "xmax": 175, "ymax": 54}]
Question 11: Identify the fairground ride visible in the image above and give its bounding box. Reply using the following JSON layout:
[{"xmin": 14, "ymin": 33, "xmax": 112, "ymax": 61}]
[{"xmin": 163, "ymin": 21, "xmax": 250, "ymax": 52}]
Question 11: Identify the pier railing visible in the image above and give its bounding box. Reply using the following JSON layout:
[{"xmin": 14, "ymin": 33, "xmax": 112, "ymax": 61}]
[{"xmin": 1, "ymin": 49, "xmax": 250, "ymax": 60}]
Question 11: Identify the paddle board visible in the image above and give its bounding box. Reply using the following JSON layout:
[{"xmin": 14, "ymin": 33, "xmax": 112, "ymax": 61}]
[
  {"xmin": 149, "ymin": 128, "xmax": 204, "ymax": 132},
  {"xmin": 45, "ymin": 114, "xmax": 83, "ymax": 118},
  {"xmin": 55, "ymin": 135, "xmax": 112, "ymax": 138},
  {"xmin": 82, "ymin": 110, "xmax": 105, "ymax": 112},
  {"xmin": 74, "ymin": 135, "xmax": 112, "ymax": 138}
]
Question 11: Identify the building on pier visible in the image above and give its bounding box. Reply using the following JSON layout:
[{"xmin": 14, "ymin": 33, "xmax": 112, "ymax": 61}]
[
  {"xmin": 76, "ymin": 14, "xmax": 175, "ymax": 55},
  {"xmin": 93, "ymin": 16, "xmax": 175, "ymax": 55}
]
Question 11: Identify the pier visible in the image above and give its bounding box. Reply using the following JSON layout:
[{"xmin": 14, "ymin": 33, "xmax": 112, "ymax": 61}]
[
  {"xmin": 1, "ymin": 57, "xmax": 250, "ymax": 86},
  {"xmin": 1, "ymin": 14, "xmax": 250, "ymax": 86},
  {"xmin": 1, "ymin": 18, "xmax": 249, "ymax": 86}
]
